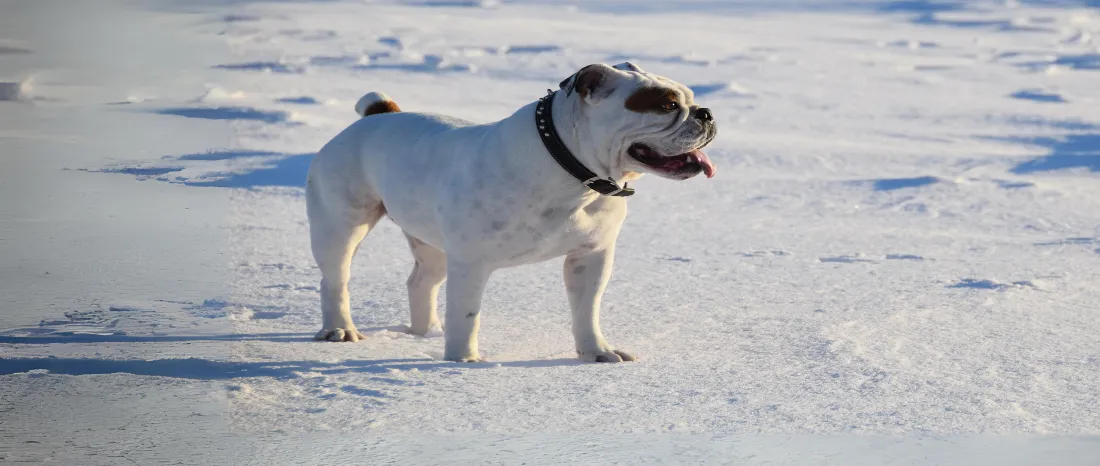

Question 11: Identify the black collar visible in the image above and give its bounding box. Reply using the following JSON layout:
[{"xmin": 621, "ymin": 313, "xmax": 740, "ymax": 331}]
[{"xmin": 535, "ymin": 91, "xmax": 634, "ymax": 197}]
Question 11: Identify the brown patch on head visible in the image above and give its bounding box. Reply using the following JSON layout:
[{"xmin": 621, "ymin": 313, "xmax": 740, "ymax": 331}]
[
  {"xmin": 362, "ymin": 99, "xmax": 401, "ymax": 116},
  {"xmin": 624, "ymin": 87, "xmax": 679, "ymax": 114}
]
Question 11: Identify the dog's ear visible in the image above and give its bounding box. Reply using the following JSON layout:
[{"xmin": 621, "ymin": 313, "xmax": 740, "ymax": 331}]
[
  {"xmin": 560, "ymin": 64, "xmax": 623, "ymax": 103},
  {"xmin": 612, "ymin": 61, "xmax": 644, "ymax": 73}
]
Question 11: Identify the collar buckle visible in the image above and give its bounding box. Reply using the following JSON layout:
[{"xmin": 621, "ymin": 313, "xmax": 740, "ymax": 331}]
[{"xmin": 583, "ymin": 177, "xmax": 633, "ymax": 197}]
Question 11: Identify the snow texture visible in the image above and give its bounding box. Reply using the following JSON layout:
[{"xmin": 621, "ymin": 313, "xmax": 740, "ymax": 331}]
[{"xmin": 3, "ymin": 0, "xmax": 1100, "ymax": 463}]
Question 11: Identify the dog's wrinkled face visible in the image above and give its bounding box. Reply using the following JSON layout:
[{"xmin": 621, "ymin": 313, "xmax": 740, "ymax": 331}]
[{"xmin": 561, "ymin": 62, "xmax": 717, "ymax": 180}]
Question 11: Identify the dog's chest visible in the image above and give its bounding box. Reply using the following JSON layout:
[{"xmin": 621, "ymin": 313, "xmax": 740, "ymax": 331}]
[{"xmin": 458, "ymin": 194, "xmax": 625, "ymax": 266}]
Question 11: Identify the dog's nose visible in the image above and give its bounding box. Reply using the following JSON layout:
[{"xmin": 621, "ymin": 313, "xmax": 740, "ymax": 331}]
[{"xmin": 694, "ymin": 107, "xmax": 713, "ymax": 121}]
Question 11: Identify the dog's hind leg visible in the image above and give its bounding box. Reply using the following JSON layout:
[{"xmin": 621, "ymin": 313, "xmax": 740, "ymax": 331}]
[
  {"xmin": 404, "ymin": 233, "xmax": 446, "ymax": 336},
  {"xmin": 307, "ymin": 174, "xmax": 386, "ymax": 342}
]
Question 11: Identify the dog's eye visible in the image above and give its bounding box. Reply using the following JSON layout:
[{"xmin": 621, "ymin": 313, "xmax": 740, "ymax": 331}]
[{"xmin": 660, "ymin": 102, "xmax": 680, "ymax": 112}]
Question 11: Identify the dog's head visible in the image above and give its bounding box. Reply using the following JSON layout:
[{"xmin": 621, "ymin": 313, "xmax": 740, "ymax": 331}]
[{"xmin": 558, "ymin": 62, "xmax": 717, "ymax": 181}]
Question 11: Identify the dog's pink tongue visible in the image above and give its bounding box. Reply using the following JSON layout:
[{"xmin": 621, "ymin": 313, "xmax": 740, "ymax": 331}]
[{"xmin": 689, "ymin": 149, "xmax": 716, "ymax": 178}]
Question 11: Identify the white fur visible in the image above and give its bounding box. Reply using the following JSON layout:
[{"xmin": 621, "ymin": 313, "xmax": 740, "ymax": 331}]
[{"xmin": 306, "ymin": 63, "xmax": 712, "ymax": 362}]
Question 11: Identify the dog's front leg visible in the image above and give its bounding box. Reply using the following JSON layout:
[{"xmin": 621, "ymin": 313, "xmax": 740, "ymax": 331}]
[
  {"xmin": 443, "ymin": 260, "xmax": 491, "ymax": 362},
  {"xmin": 564, "ymin": 246, "xmax": 636, "ymax": 363}
]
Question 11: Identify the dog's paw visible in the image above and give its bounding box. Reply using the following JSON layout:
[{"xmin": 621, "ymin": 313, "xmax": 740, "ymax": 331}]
[
  {"xmin": 314, "ymin": 328, "xmax": 366, "ymax": 342},
  {"xmin": 578, "ymin": 349, "xmax": 637, "ymax": 363},
  {"xmin": 443, "ymin": 352, "xmax": 484, "ymax": 363},
  {"xmin": 406, "ymin": 322, "xmax": 444, "ymax": 337}
]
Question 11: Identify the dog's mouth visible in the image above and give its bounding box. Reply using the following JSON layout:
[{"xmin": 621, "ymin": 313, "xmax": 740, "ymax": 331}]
[{"xmin": 627, "ymin": 143, "xmax": 716, "ymax": 179}]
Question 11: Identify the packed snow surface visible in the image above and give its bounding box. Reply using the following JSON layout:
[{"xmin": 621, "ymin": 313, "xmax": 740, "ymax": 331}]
[{"xmin": 2, "ymin": 0, "xmax": 1099, "ymax": 463}]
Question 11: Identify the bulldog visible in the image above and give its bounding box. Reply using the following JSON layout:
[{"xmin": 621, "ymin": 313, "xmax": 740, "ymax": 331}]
[{"xmin": 305, "ymin": 62, "xmax": 716, "ymax": 362}]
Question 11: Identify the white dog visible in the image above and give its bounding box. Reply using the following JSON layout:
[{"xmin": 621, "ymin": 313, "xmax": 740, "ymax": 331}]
[{"xmin": 306, "ymin": 62, "xmax": 716, "ymax": 362}]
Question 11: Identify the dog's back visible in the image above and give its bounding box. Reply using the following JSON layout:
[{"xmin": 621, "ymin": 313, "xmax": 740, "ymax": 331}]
[{"xmin": 307, "ymin": 92, "xmax": 490, "ymax": 244}]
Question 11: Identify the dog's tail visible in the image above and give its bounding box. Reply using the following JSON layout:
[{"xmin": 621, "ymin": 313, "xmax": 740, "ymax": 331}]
[{"xmin": 354, "ymin": 92, "xmax": 401, "ymax": 117}]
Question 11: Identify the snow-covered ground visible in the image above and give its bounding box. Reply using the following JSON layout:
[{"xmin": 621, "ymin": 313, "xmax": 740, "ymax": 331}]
[{"xmin": 3, "ymin": 0, "xmax": 1100, "ymax": 463}]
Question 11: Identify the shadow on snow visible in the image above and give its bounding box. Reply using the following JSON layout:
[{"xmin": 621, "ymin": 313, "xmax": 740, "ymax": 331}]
[{"xmin": 1009, "ymin": 134, "xmax": 1100, "ymax": 174}]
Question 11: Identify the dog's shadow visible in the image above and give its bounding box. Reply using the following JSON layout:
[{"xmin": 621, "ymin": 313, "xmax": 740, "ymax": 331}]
[{"xmin": 0, "ymin": 331, "xmax": 585, "ymax": 380}]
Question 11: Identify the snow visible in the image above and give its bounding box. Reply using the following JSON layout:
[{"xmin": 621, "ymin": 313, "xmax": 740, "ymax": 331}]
[{"xmin": 3, "ymin": 0, "xmax": 1100, "ymax": 463}]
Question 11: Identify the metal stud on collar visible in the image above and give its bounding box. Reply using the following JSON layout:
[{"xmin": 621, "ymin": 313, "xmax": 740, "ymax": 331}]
[{"xmin": 534, "ymin": 91, "xmax": 634, "ymax": 197}]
